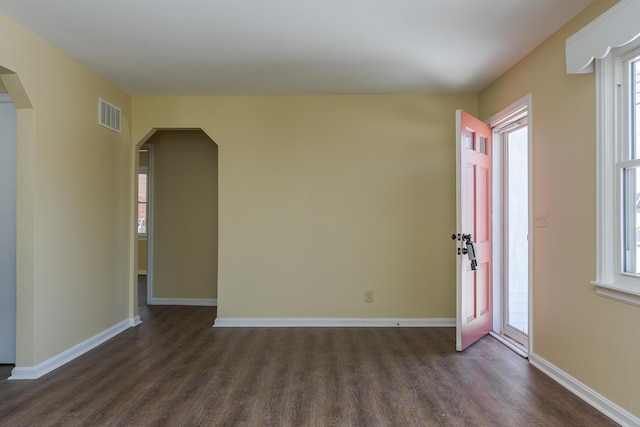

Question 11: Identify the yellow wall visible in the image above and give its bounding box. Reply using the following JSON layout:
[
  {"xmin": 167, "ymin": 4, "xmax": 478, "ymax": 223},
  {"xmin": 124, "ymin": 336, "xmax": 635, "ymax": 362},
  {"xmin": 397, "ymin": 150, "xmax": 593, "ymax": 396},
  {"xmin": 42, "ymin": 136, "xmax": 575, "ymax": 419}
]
[
  {"xmin": 0, "ymin": 12, "xmax": 133, "ymax": 366},
  {"xmin": 145, "ymin": 130, "xmax": 218, "ymax": 300},
  {"xmin": 133, "ymin": 94, "xmax": 477, "ymax": 319},
  {"xmin": 479, "ymin": 0, "xmax": 640, "ymax": 417},
  {"xmin": 139, "ymin": 150, "xmax": 148, "ymax": 167},
  {"xmin": 137, "ymin": 239, "xmax": 147, "ymax": 272}
]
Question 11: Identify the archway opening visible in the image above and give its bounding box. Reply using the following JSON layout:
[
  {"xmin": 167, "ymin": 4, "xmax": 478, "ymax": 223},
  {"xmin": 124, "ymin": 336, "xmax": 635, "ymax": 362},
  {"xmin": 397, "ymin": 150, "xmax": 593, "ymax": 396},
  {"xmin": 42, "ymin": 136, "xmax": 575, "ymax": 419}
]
[{"xmin": 133, "ymin": 128, "xmax": 218, "ymax": 321}]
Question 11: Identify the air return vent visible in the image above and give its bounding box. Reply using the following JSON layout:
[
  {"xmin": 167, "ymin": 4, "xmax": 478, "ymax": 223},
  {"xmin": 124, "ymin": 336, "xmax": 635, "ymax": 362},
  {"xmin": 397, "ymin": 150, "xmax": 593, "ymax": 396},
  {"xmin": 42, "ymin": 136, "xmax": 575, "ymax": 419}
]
[{"xmin": 98, "ymin": 98, "xmax": 121, "ymax": 133}]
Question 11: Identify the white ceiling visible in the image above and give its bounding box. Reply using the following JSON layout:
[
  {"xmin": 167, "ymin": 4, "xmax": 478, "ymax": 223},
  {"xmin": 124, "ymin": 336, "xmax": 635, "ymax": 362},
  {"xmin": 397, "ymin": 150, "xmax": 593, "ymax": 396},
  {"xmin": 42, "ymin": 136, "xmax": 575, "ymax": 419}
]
[{"xmin": 0, "ymin": 0, "xmax": 594, "ymax": 95}]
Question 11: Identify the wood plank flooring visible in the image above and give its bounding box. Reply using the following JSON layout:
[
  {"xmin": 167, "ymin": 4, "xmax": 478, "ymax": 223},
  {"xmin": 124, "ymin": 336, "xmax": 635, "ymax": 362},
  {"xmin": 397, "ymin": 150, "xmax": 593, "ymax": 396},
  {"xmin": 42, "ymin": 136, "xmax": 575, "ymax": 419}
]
[{"xmin": 0, "ymin": 282, "xmax": 617, "ymax": 426}]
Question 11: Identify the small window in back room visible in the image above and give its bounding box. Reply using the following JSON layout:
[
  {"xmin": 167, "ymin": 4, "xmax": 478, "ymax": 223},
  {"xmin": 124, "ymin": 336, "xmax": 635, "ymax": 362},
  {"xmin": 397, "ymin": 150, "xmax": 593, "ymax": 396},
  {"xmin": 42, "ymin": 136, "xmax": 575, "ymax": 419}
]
[{"xmin": 138, "ymin": 150, "xmax": 149, "ymax": 235}]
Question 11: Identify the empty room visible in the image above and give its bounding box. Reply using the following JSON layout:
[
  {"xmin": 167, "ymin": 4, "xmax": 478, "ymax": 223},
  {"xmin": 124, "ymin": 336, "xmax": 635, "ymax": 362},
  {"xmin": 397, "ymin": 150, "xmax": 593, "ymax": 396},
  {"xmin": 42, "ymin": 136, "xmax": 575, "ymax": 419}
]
[{"xmin": 0, "ymin": 0, "xmax": 639, "ymax": 425}]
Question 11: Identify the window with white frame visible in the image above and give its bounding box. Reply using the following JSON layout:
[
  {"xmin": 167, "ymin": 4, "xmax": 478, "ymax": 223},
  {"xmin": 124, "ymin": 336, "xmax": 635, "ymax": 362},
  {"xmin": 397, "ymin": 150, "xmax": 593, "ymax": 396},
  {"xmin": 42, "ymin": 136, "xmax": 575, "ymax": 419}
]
[
  {"xmin": 565, "ymin": 0, "xmax": 640, "ymax": 306},
  {"xmin": 138, "ymin": 166, "xmax": 148, "ymax": 236},
  {"xmin": 593, "ymin": 38, "xmax": 640, "ymax": 305},
  {"xmin": 620, "ymin": 52, "xmax": 640, "ymax": 276}
]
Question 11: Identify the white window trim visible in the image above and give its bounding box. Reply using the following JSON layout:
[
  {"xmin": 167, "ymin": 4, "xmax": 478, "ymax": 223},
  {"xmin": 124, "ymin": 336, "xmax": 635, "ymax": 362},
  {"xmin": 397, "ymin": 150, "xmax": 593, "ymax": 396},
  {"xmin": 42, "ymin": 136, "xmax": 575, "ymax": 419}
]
[
  {"xmin": 593, "ymin": 44, "xmax": 640, "ymax": 307},
  {"xmin": 565, "ymin": 0, "xmax": 640, "ymax": 75},
  {"xmin": 566, "ymin": 0, "xmax": 640, "ymax": 306}
]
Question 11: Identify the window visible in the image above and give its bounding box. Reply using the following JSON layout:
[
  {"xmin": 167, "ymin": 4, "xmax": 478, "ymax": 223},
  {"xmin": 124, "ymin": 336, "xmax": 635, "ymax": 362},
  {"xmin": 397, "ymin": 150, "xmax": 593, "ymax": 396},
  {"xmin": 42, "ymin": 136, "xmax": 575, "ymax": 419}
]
[
  {"xmin": 621, "ymin": 56, "xmax": 640, "ymax": 275},
  {"xmin": 566, "ymin": 0, "xmax": 640, "ymax": 306},
  {"xmin": 138, "ymin": 149, "xmax": 149, "ymax": 236},
  {"xmin": 593, "ymin": 40, "xmax": 640, "ymax": 306},
  {"xmin": 138, "ymin": 171, "xmax": 147, "ymax": 235}
]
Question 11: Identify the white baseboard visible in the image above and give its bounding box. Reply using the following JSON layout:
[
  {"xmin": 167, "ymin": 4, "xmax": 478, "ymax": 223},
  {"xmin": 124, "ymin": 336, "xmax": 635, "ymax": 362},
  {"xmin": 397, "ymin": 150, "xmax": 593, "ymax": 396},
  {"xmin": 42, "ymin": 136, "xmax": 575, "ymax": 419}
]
[
  {"xmin": 137, "ymin": 270, "xmax": 147, "ymax": 275},
  {"xmin": 213, "ymin": 317, "xmax": 455, "ymax": 328},
  {"xmin": 149, "ymin": 298, "xmax": 217, "ymax": 306},
  {"xmin": 8, "ymin": 316, "xmax": 140, "ymax": 380},
  {"xmin": 530, "ymin": 353, "xmax": 640, "ymax": 427}
]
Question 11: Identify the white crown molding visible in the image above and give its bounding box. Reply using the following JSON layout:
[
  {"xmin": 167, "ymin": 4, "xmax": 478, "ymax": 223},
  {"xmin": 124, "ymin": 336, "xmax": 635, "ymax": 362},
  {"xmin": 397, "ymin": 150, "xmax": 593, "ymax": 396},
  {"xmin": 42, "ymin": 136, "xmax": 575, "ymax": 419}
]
[
  {"xmin": 566, "ymin": 0, "xmax": 640, "ymax": 74},
  {"xmin": 149, "ymin": 298, "xmax": 217, "ymax": 306},
  {"xmin": 530, "ymin": 354, "xmax": 640, "ymax": 426},
  {"xmin": 8, "ymin": 317, "xmax": 140, "ymax": 380},
  {"xmin": 213, "ymin": 318, "xmax": 455, "ymax": 328}
]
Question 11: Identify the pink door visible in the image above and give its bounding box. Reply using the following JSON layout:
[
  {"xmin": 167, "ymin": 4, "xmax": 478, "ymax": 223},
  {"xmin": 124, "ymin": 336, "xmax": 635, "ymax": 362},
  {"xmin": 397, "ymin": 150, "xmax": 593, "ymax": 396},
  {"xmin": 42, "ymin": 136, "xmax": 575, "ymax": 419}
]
[{"xmin": 455, "ymin": 110, "xmax": 492, "ymax": 351}]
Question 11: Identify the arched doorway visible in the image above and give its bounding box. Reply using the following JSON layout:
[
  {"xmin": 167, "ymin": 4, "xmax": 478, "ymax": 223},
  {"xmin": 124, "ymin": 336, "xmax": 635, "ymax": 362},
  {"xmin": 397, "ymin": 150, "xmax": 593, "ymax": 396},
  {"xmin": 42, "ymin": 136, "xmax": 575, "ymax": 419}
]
[{"xmin": 133, "ymin": 129, "xmax": 218, "ymax": 318}]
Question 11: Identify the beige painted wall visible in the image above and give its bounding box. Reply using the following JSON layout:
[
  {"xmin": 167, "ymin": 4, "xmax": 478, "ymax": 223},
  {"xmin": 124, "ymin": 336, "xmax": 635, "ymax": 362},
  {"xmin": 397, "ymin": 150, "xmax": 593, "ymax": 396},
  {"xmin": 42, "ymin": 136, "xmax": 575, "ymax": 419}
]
[
  {"xmin": 479, "ymin": 0, "xmax": 640, "ymax": 417},
  {"xmin": 133, "ymin": 94, "xmax": 477, "ymax": 318},
  {"xmin": 0, "ymin": 12, "xmax": 132, "ymax": 366},
  {"xmin": 145, "ymin": 130, "xmax": 218, "ymax": 300},
  {"xmin": 138, "ymin": 239, "xmax": 147, "ymax": 272},
  {"xmin": 139, "ymin": 149, "xmax": 148, "ymax": 167}
]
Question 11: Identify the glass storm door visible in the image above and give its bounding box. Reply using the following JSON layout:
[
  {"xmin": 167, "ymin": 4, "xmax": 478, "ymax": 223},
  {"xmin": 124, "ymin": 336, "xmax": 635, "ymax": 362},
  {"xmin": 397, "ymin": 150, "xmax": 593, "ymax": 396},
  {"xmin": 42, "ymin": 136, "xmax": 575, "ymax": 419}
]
[{"xmin": 503, "ymin": 124, "xmax": 529, "ymax": 347}]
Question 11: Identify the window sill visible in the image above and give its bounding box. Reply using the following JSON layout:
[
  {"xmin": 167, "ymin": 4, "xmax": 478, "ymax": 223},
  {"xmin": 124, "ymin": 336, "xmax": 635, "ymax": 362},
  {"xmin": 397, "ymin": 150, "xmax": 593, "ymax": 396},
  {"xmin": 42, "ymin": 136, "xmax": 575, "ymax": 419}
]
[{"xmin": 592, "ymin": 281, "xmax": 640, "ymax": 307}]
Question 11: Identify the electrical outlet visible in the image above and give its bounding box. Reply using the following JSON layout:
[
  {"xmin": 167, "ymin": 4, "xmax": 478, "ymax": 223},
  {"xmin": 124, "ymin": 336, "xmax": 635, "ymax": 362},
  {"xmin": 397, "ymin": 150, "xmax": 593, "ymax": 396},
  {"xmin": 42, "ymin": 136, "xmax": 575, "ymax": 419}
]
[
  {"xmin": 535, "ymin": 210, "xmax": 549, "ymax": 228},
  {"xmin": 365, "ymin": 290, "xmax": 374, "ymax": 303}
]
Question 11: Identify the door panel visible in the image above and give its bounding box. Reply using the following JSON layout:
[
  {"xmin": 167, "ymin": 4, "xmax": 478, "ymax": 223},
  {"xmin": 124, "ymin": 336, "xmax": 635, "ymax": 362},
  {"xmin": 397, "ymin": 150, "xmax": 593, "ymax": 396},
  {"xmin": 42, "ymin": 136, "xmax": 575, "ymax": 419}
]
[
  {"xmin": 477, "ymin": 167, "xmax": 489, "ymax": 241},
  {"xmin": 455, "ymin": 110, "xmax": 492, "ymax": 351}
]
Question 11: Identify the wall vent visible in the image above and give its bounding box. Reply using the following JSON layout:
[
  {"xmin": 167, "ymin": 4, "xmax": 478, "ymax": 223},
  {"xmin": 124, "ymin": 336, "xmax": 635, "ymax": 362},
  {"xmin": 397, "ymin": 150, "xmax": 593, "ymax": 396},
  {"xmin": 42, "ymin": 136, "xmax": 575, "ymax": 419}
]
[{"xmin": 98, "ymin": 98, "xmax": 121, "ymax": 133}]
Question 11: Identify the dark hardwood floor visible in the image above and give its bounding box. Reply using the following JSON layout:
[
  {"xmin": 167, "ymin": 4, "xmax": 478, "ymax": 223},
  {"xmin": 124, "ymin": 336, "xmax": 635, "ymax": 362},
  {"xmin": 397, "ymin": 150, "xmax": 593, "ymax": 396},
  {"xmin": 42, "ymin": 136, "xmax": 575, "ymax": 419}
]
[{"xmin": 0, "ymin": 278, "xmax": 617, "ymax": 426}]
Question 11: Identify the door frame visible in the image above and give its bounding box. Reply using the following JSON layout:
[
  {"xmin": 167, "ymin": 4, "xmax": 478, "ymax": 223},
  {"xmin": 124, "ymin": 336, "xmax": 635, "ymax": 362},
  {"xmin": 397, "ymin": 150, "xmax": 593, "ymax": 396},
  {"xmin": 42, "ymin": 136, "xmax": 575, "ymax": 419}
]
[
  {"xmin": 486, "ymin": 94, "xmax": 534, "ymax": 356},
  {"xmin": 0, "ymin": 93, "xmax": 16, "ymax": 364},
  {"xmin": 138, "ymin": 144, "xmax": 154, "ymax": 306}
]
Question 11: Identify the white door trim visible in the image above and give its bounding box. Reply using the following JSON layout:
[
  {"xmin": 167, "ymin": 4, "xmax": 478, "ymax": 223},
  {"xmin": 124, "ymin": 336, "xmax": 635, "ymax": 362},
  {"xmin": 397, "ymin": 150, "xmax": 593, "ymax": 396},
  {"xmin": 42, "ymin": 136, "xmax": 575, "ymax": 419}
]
[
  {"xmin": 486, "ymin": 94, "xmax": 533, "ymax": 356},
  {"xmin": 144, "ymin": 145, "xmax": 154, "ymax": 305},
  {"xmin": 0, "ymin": 93, "xmax": 16, "ymax": 364}
]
